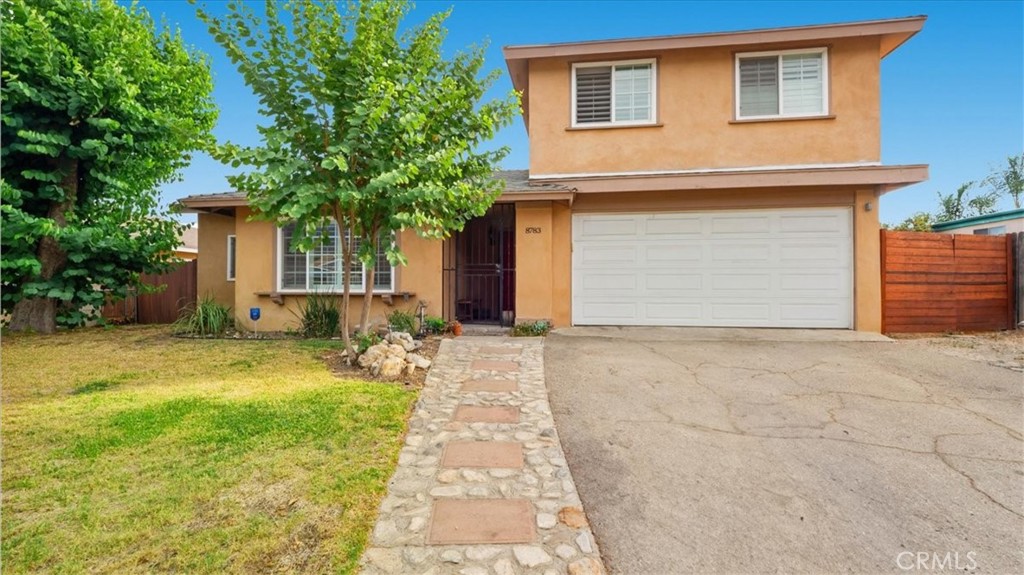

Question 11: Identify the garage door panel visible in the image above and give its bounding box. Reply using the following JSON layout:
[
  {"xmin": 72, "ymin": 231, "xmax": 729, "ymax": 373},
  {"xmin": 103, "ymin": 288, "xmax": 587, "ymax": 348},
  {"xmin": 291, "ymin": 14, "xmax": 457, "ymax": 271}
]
[
  {"xmin": 711, "ymin": 244, "xmax": 771, "ymax": 263},
  {"xmin": 581, "ymin": 273, "xmax": 636, "ymax": 291},
  {"xmin": 573, "ymin": 209, "xmax": 852, "ymax": 328},
  {"xmin": 778, "ymin": 211, "xmax": 850, "ymax": 235},
  {"xmin": 580, "ymin": 217, "xmax": 638, "ymax": 238},
  {"xmin": 579, "ymin": 301, "xmax": 638, "ymax": 321},
  {"xmin": 644, "ymin": 244, "xmax": 702, "ymax": 263},
  {"xmin": 644, "ymin": 302, "xmax": 703, "ymax": 322},
  {"xmin": 779, "ymin": 272, "xmax": 849, "ymax": 293},
  {"xmin": 711, "ymin": 273, "xmax": 772, "ymax": 291},
  {"xmin": 578, "ymin": 244, "xmax": 636, "ymax": 265},
  {"xmin": 710, "ymin": 302, "xmax": 772, "ymax": 321},
  {"xmin": 710, "ymin": 215, "xmax": 772, "ymax": 235},
  {"xmin": 779, "ymin": 302, "xmax": 845, "ymax": 322},
  {"xmin": 645, "ymin": 273, "xmax": 702, "ymax": 291},
  {"xmin": 644, "ymin": 216, "xmax": 702, "ymax": 235}
]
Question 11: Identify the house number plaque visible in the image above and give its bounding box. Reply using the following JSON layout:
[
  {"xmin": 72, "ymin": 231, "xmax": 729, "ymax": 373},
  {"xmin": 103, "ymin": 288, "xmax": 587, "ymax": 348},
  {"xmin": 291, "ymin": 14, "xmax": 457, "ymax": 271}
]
[{"xmin": 525, "ymin": 227, "xmax": 542, "ymax": 234}]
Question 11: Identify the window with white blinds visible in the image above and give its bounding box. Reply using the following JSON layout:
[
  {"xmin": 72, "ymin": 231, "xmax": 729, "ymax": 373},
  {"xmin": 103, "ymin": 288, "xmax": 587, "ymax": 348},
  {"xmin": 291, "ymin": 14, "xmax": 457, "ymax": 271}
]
[
  {"xmin": 278, "ymin": 223, "xmax": 394, "ymax": 293},
  {"xmin": 736, "ymin": 49, "xmax": 827, "ymax": 119},
  {"xmin": 572, "ymin": 59, "xmax": 656, "ymax": 126}
]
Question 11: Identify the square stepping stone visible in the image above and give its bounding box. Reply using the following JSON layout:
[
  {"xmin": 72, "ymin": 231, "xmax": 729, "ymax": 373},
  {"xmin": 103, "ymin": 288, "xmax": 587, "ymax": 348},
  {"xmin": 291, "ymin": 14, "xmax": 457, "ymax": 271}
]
[
  {"xmin": 461, "ymin": 379, "xmax": 519, "ymax": 393},
  {"xmin": 426, "ymin": 499, "xmax": 536, "ymax": 545},
  {"xmin": 470, "ymin": 359, "xmax": 519, "ymax": 372},
  {"xmin": 478, "ymin": 346, "xmax": 522, "ymax": 356},
  {"xmin": 441, "ymin": 441, "xmax": 524, "ymax": 468},
  {"xmin": 453, "ymin": 405, "xmax": 520, "ymax": 423}
]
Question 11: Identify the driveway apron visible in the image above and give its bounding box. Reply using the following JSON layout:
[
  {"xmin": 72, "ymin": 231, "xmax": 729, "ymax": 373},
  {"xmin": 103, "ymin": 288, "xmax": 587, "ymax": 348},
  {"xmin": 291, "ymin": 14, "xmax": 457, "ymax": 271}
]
[{"xmin": 361, "ymin": 336, "xmax": 605, "ymax": 575}]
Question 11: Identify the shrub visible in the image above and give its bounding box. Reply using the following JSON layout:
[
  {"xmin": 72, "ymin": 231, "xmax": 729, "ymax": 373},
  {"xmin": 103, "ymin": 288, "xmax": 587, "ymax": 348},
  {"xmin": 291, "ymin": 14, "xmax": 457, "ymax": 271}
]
[
  {"xmin": 173, "ymin": 295, "xmax": 233, "ymax": 336},
  {"xmin": 423, "ymin": 315, "xmax": 446, "ymax": 335},
  {"xmin": 294, "ymin": 292, "xmax": 340, "ymax": 338},
  {"xmin": 386, "ymin": 308, "xmax": 417, "ymax": 334},
  {"xmin": 512, "ymin": 320, "xmax": 551, "ymax": 337},
  {"xmin": 355, "ymin": 331, "xmax": 382, "ymax": 354}
]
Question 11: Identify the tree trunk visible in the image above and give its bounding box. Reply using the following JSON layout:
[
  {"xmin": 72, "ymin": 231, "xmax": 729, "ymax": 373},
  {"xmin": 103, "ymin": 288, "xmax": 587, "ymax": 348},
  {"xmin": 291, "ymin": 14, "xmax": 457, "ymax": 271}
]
[
  {"xmin": 358, "ymin": 227, "xmax": 378, "ymax": 336},
  {"xmin": 8, "ymin": 157, "xmax": 79, "ymax": 334},
  {"xmin": 334, "ymin": 205, "xmax": 356, "ymax": 360}
]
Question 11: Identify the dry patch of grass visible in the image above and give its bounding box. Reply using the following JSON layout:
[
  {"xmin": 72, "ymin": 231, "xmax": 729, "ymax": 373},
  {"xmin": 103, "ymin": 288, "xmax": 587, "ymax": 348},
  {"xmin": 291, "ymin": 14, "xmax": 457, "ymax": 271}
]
[{"xmin": 1, "ymin": 325, "xmax": 416, "ymax": 574}]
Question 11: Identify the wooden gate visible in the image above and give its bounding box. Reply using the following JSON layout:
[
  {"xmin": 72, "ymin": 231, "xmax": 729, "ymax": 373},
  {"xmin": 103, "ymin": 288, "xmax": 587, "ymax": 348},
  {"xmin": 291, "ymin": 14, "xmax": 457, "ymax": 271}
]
[
  {"xmin": 881, "ymin": 231, "xmax": 1015, "ymax": 333},
  {"xmin": 101, "ymin": 260, "xmax": 198, "ymax": 324}
]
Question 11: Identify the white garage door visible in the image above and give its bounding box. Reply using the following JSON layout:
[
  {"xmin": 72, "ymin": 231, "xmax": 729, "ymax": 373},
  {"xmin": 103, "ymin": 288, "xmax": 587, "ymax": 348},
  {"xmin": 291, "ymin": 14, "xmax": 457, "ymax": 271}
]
[{"xmin": 572, "ymin": 208, "xmax": 853, "ymax": 328}]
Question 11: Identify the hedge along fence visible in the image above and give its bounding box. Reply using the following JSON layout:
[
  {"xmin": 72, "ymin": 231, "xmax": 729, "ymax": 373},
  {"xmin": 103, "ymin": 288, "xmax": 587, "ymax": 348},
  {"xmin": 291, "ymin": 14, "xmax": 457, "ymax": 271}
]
[{"xmin": 881, "ymin": 230, "xmax": 1016, "ymax": 333}]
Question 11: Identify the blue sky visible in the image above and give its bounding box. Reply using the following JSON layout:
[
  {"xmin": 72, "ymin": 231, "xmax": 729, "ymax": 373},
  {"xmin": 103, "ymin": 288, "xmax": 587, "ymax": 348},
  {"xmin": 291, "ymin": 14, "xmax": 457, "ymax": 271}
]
[{"xmin": 143, "ymin": 1, "xmax": 1024, "ymax": 226}]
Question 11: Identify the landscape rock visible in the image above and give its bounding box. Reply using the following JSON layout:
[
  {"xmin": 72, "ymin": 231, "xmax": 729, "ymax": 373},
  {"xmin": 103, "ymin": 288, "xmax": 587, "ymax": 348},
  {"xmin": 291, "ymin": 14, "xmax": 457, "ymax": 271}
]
[
  {"xmin": 559, "ymin": 506, "xmax": 588, "ymax": 528},
  {"xmin": 379, "ymin": 356, "xmax": 406, "ymax": 379},
  {"xmin": 440, "ymin": 550, "xmax": 462, "ymax": 564},
  {"xmin": 513, "ymin": 546, "xmax": 552, "ymax": 568},
  {"xmin": 402, "ymin": 339, "xmax": 423, "ymax": 352},
  {"xmin": 386, "ymin": 344, "xmax": 407, "ymax": 360},
  {"xmin": 358, "ymin": 343, "xmax": 389, "ymax": 368},
  {"xmin": 406, "ymin": 353, "xmax": 432, "ymax": 369},
  {"xmin": 568, "ymin": 557, "xmax": 605, "ymax": 575}
]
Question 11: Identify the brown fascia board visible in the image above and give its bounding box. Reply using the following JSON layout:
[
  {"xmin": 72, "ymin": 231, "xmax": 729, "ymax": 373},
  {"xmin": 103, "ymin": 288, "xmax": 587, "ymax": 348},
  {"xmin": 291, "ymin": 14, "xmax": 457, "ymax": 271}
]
[
  {"xmin": 497, "ymin": 190, "xmax": 576, "ymax": 204},
  {"xmin": 534, "ymin": 165, "xmax": 929, "ymax": 195},
  {"xmin": 177, "ymin": 193, "xmax": 247, "ymax": 214}
]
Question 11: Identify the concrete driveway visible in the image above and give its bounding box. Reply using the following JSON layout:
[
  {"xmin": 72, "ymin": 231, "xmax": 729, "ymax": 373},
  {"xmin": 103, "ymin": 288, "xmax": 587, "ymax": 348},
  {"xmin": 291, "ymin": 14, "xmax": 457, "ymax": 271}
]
[{"xmin": 544, "ymin": 328, "xmax": 1023, "ymax": 574}]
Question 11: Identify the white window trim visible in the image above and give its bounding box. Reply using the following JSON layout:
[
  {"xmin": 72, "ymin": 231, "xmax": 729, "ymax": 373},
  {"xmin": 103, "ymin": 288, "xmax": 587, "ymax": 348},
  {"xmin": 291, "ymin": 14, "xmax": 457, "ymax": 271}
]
[
  {"xmin": 571, "ymin": 58, "xmax": 658, "ymax": 128},
  {"xmin": 226, "ymin": 235, "xmax": 236, "ymax": 282},
  {"xmin": 734, "ymin": 47, "xmax": 829, "ymax": 120},
  {"xmin": 274, "ymin": 225, "xmax": 396, "ymax": 294}
]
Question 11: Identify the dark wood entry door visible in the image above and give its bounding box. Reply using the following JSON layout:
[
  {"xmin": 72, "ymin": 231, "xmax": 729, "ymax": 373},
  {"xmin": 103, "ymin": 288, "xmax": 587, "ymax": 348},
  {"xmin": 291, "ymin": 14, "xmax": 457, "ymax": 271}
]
[{"xmin": 450, "ymin": 204, "xmax": 515, "ymax": 325}]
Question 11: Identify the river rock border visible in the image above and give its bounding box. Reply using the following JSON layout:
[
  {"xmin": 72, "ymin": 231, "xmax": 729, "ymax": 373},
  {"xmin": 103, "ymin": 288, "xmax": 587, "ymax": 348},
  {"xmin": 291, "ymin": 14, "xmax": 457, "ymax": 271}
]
[{"xmin": 360, "ymin": 336, "xmax": 605, "ymax": 575}]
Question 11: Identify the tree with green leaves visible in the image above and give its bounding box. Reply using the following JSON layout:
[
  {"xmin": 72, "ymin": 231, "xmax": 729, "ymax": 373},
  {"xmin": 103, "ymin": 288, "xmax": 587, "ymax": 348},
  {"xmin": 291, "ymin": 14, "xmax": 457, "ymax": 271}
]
[
  {"xmin": 887, "ymin": 211, "xmax": 935, "ymax": 232},
  {"xmin": 1, "ymin": 0, "xmax": 217, "ymax": 333},
  {"xmin": 935, "ymin": 182, "xmax": 999, "ymax": 223},
  {"xmin": 197, "ymin": 0, "xmax": 518, "ymax": 356},
  {"xmin": 985, "ymin": 154, "xmax": 1023, "ymax": 209}
]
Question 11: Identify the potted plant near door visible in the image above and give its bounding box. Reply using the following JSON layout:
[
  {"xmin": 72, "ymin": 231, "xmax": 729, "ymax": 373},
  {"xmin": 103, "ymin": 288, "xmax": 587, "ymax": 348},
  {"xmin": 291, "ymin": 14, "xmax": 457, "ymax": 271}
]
[{"xmin": 448, "ymin": 320, "xmax": 463, "ymax": 337}]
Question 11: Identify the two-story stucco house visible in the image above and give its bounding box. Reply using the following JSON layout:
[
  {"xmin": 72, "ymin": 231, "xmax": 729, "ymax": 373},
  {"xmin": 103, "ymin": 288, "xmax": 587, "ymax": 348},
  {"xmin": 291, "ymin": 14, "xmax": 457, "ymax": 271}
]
[{"xmin": 182, "ymin": 16, "xmax": 928, "ymax": 333}]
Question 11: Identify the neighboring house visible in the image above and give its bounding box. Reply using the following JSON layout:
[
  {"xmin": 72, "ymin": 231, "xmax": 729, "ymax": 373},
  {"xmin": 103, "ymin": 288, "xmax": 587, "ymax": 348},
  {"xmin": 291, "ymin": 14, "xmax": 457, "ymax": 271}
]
[
  {"xmin": 175, "ymin": 225, "xmax": 199, "ymax": 261},
  {"xmin": 931, "ymin": 208, "xmax": 1024, "ymax": 236},
  {"xmin": 181, "ymin": 16, "xmax": 928, "ymax": 333}
]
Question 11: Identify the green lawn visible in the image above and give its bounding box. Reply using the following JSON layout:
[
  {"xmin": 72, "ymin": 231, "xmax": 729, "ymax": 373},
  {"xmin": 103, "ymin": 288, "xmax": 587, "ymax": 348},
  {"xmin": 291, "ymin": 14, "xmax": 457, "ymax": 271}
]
[{"xmin": 1, "ymin": 326, "xmax": 416, "ymax": 574}]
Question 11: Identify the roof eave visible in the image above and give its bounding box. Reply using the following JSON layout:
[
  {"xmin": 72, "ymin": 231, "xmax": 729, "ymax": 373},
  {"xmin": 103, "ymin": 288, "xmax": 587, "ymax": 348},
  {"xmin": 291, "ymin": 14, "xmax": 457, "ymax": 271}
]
[
  {"xmin": 503, "ymin": 16, "xmax": 926, "ymax": 62},
  {"xmin": 531, "ymin": 165, "xmax": 929, "ymax": 194}
]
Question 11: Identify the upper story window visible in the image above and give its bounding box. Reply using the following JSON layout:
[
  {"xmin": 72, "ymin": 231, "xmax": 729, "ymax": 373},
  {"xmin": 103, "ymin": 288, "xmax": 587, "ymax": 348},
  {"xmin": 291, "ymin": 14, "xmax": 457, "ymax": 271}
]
[
  {"xmin": 736, "ymin": 48, "xmax": 828, "ymax": 119},
  {"xmin": 572, "ymin": 59, "xmax": 657, "ymax": 127},
  {"xmin": 278, "ymin": 222, "xmax": 394, "ymax": 293}
]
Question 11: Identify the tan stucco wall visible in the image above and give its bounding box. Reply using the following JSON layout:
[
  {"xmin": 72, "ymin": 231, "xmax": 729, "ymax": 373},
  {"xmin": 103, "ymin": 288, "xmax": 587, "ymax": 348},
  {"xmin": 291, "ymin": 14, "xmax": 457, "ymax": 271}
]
[
  {"xmin": 515, "ymin": 202, "xmax": 554, "ymax": 323},
  {"xmin": 853, "ymin": 189, "xmax": 882, "ymax": 332},
  {"xmin": 196, "ymin": 213, "xmax": 235, "ymax": 309},
  {"xmin": 528, "ymin": 36, "xmax": 881, "ymax": 175},
  {"xmin": 228, "ymin": 208, "xmax": 444, "ymax": 332}
]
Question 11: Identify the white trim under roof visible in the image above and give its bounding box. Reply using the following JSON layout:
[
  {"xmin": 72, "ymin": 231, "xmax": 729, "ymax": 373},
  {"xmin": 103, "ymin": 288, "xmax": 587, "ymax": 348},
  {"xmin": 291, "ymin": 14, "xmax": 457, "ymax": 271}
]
[{"xmin": 530, "ymin": 162, "xmax": 882, "ymax": 181}]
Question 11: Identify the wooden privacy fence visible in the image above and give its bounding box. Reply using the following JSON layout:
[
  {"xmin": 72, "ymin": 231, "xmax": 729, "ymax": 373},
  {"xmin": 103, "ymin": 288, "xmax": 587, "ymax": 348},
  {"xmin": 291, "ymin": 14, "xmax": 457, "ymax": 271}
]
[
  {"xmin": 101, "ymin": 259, "xmax": 198, "ymax": 324},
  {"xmin": 881, "ymin": 231, "xmax": 1016, "ymax": 333}
]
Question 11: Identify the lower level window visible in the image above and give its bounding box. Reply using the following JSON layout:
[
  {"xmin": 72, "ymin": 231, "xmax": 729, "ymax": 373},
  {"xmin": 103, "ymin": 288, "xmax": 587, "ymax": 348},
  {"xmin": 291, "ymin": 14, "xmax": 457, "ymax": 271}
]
[{"xmin": 279, "ymin": 222, "xmax": 394, "ymax": 292}]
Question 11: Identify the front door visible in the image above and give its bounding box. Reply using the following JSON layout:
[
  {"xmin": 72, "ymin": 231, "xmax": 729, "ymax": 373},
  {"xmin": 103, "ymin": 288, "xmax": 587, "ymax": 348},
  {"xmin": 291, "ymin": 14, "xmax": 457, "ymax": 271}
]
[{"xmin": 446, "ymin": 204, "xmax": 516, "ymax": 326}]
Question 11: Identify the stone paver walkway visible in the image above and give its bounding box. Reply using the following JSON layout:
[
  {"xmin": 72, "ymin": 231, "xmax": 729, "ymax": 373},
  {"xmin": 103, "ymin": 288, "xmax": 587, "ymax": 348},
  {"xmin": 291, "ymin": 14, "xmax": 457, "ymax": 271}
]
[{"xmin": 360, "ymin": 336, "xmax": 605, "ymax": 575}]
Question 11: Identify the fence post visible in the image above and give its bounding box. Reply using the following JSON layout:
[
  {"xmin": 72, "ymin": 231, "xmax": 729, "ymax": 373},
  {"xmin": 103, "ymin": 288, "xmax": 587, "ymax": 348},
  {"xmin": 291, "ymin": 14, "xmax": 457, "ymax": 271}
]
[
  {"xmin": 1016, "ymin": 232, "xmax": 1024, "ymax": 329},
  {"xmin": 879, "ymin": 229, "xmax": 887, "ymax": 333}
]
